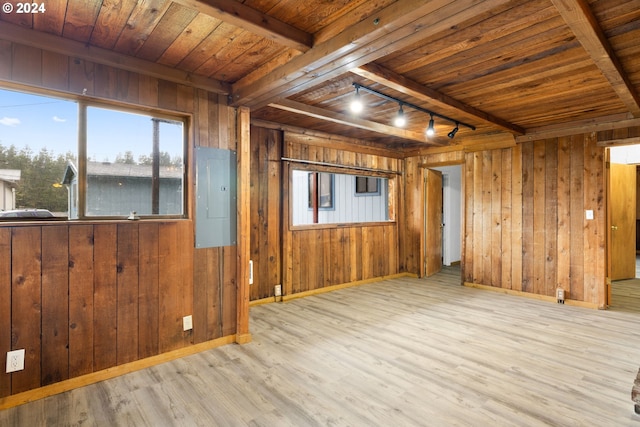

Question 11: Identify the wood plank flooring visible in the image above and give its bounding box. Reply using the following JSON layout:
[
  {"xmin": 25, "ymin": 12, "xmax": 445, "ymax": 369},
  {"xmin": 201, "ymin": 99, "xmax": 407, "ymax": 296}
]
[{"xmin": 2, "ymin": 266, "xmax": 640, "ymax": 426}]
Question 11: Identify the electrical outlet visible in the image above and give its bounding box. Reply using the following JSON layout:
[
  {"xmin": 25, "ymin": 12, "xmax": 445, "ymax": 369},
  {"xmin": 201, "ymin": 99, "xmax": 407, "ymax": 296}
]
[
  {"xmin": 183, "ymin": 315, "xmax": 193, "ymax": 331},
  {"xmin": 274, "ymin": 284, "xmax": 282, "ymax": 297},
  {"xmin": 6, "ymin": 349, "xmax": 25, "ymax": 373}
]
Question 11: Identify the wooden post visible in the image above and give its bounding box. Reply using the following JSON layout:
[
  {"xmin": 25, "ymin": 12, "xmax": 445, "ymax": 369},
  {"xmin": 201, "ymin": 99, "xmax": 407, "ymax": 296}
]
[
  {"xmin": 236, "ymin": 107, "xmax": 252, "ymax": 344},
  {"xmin": 151, "ymin": 118, "xmax": 160, "ymax": 215}
]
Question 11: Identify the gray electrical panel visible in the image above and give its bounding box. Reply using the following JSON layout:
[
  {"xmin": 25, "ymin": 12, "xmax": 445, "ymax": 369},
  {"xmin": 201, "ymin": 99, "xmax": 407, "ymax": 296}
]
[{"xmin": 195, "ymin": 147, "xmax": 237, "ymax": 248}]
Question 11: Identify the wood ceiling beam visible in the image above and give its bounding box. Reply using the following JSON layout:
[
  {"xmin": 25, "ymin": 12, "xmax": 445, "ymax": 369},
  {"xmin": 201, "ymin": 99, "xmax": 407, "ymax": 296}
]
[
  {"xmin": 0, "ymin": 21, "xmax": 230, "ymax": 95},
  {"xmin": 231, "ymin": 0, "xmax": 514, "ymax": 109},
  {"xmin": 352, "ymin": 63, "xmax": 526, "ymax": 135},
  {"xmin": 269, "ymin": 99, "xmax": 446, "ymax": 146},
  {"xmin": 550, "ymin": 0, "xmax": 640, "ymax": 116},
  {"xmin": 251, "ymin": 119, "xmax": 406, "ymax": 159},
  {"xmin": 515, "ymin": 113, "xmax": 640, "ymax": 142},
  {"xmin": 173, "ymin": 0, "xmax": 313, "ymax": 52}
]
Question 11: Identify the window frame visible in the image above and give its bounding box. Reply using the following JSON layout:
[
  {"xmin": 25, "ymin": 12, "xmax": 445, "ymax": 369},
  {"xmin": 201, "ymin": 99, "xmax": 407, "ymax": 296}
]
[
  {"xmin": 288, "ymin": 163, "xmax": 397, "ymax": 230},
  {"xmin": 0, "ymin": 83, "xmax": 189, "ymax": 222},
  {"xmin": 79, "ymin": 101, "xmax": 188, "ymax": 220},
  {"xmin": 355, "ymin": 176, "xmax": 380, "ymax": 195}
]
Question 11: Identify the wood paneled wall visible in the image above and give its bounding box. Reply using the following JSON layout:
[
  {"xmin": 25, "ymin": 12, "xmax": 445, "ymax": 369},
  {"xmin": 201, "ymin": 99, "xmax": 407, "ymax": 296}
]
[
  {"xmin": 0, "ymin": 222, "xmax": 194, "ymax": 396},
  {"xmin": 406, "ymin": 135, "xmax": 606, "ymax": 307},
  {"xmin": 249, "ymin": 127, "xmax": 283, "ymax": 300},
  {"xmin": 280, "ymin": 134, "xmax": 403, "ymax": 296},
  {"xmin": 0, "ymin": 40, "xmax": 237, "ymax": 399},
  {"xmin": 248, "ymin": 129, "xmax": 404, "ymax": 299}
]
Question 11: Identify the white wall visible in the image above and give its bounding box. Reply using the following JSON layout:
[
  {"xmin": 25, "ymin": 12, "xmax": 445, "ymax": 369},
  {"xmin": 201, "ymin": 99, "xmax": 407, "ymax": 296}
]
[
  {"xmin": 432, "ymin": 165, "xmax": 462, "ymax": 266},
  {"xmin": 292, "ymin": 170, "xmax": 388, "ymax": 225},
  {"xmin": 610, "ymin": 145, "xmax": 640, "ymax": 163}
]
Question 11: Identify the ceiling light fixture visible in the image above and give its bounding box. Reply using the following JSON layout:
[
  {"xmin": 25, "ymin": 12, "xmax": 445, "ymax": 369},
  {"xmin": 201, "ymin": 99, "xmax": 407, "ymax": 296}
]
[
  {"xmin": 447, "ymin": 123, "xmax": 459, "ymax": 139},
  {"xmin": 351, "ymin": 83, "xmax": 475, "ymax": 139},
  {"xmin": 394, "ymin": 104, "xmax": 406, "ymax": 127},
  {"xmin": 426, "ymin": 114, "xmax": 435, "ymax": 136},
  {"xmin": 350, "ymin": 86, "xmax": 363, "ymax": 113}
]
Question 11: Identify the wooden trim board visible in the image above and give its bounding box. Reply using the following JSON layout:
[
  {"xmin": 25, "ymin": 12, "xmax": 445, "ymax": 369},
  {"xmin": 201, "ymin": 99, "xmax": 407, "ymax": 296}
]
[
  {"xmin": 464, "ymin": 282, "xmax": 600, "ymax": 309},
  {"xmin": 0, "ymin": 336, "xmax": 236, "ymax": 410}
]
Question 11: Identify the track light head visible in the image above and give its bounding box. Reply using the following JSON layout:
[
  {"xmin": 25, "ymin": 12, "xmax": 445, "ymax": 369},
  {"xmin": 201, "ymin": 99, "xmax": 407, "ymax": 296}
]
[
  {"xmin": 394, "ymin": 104, "xmax": 406, "ymax": 127},
  {"xmin": 447, "ymin": 123, "xmax": 459, "ymax": 139},
  {"xmin": 426, "ymin": 115, "xmax": 435, "ymax": 136},
  {"xmin": 350, "ymin": 87, "xmax": 363, "ymax": 114}
]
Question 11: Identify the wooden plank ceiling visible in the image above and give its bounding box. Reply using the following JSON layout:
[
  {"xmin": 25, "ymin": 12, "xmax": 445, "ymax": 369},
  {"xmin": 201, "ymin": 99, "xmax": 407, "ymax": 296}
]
[{"xmin": 1, "ymin": 0, "xmax": 639, "ymax": 153}]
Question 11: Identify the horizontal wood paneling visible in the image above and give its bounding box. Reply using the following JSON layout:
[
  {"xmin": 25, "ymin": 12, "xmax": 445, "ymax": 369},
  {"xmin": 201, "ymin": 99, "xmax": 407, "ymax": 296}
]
[{"xmin": 0, "ymin": 39, "xmax": 237, "ymax": 400}]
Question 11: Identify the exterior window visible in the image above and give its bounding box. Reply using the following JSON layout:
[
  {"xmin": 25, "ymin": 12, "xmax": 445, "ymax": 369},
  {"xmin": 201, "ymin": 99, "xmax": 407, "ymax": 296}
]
[
  {"xmin": 0, "ymin": 88, "xmax": 77, "ymax": 218},
  {"xmin": 83, "ymin": 107, "xmax": 184, "ymax": 217},
  {"xmin": 292, "ymin": 169, "xmax": 391, "ymax": 226},
  {"xmin": 307, "ymin": 172, "xmax": 333, "ymax": 209},
  {"xmin": 0, "ymin": 87, "xmax": 186, "ymax": 220},
  {"xmin": 355, "ymin": 176, "xmax": 379, "ymax": 194}
]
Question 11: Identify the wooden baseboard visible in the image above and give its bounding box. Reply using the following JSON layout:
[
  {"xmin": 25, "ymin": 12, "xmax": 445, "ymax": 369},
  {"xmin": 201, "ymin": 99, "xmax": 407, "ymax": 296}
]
[
  {"xmin": 463, "ymin": 282, "xmax": 600, "ymax": 309},
  {"xmin": 235, "ymin": 333, "xmax": 252, "ymax": 344},
  {"xmin": 250, "ymin": 273, "xmax": 417, "ymax": 307},
  {"xmin": 0, "ymin": 335, "xmax": 237, "ymax": 410}
]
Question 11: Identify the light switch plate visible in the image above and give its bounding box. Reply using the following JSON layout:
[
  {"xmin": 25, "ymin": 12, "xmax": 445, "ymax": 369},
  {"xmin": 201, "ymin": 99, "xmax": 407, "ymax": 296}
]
[{"xmin": 585, "ymin": 210, "xmax": 594, "ymax": 220}]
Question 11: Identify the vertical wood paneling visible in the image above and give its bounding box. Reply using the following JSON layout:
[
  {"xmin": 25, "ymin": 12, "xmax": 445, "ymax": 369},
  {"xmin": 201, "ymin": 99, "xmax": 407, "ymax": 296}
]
[
  {"xmin": 158, "ymin": 222, "xmax": 182, "ymax": 352},
  {"xmin": 12, "ymin": 44, "xmax": 42, "ymax": 85},
  {"xmin": 521, "ymin": 142, "xmax": 534, "ymax": 293},
  {"xmin": 68, "ymin": 225, "xmax": 94, "ymax": 377},
  {"xmin": 193, "ymin": 248, "xmax": 220, "ymax": 343},
  {"xmin": 511, "ymin": 144, "xmax": 523, "ymax": 292},
  {"xmin": 0, "ymin": 40, "xmax": 11, "ymax": 79},
  {"xmin": 279, "ymin": 134, "xmax": 401, "ymax": 295},
  {"xmin": 178, "ymin": 220, "xmax": 194, "ymax": 347},
  {"xmin": 42, "ymin": 50, "xmax": 69, "ymax": 90},
  {"xmin": 0, "ymin": 40, "xmax": 237, "ymax": 399},
  {"xmin": 249, "ymin": 126, "xmax": 282, "ymax": 300},
  {"xmin": 94, "ymin": 63, "xmax": 117, "ymax": 99},
  {"xmin": 570, "ymin": 135, "xmax": 585, "ymax": 301},
  {"xmin": 557, "ymin": 138, "xmax": 572, "ymax": 295},
  {"xmin": 583, "ymin": 133, "xmax": 605, "ymax": 306},
  {"xmin": 138, "ymin": 223, "xmax": 159, "ymax": 359},
  {"xmin": 222, "ymin": 246, "xmax": 237, "ymax": 337},
  {"xmin": 482, "ymin": 151, "xmax": 492, "ymax": 285},
  {"xmin": 116, "ymin": 69, "xmax": 139, "ymax": 104},
  {"xmin": 500, "ymin": 149, "xmax": 512, "ymax": 289},
  {"xmin": 41, "ymin": 226, "xmax": 70, "ymax": 386},
  {"xmin": 69, "ymin": 57, "xmax": 95, "ymax": 96},
  {"xmin": 116, "ymin": 223, "xmax": 140, "ymax": 365},
  {"xmin": 11, "ymin": 227, "xmax": 42, "ymax": 394},
  {"xmin": 533, "ymin": 141, "xmax": 546, "ymax": 295},
  {"xmin": 491, "ymin": 150, "xmax": 502, "ymax": 287},
  {"xmin": 464, "ymin": 154, "xmax": 474, "ymax": 283},
  {"xmin": 458, "ymin": 136, "xmax": 605, "ymax": 306},
  {"xmin": 0, "ymin": 229, "xmax": 11, "ymax": 398},
  {"xmin": 93, "ymin": 224, "xmax": 117, "ymax": 371},
  {"xmin": 472, "ymin": 153, "xmax": 483, "ymax": 282},
  {"xmin": 545, "ymin": 139, "xmax": 558, "ymax": 296}
]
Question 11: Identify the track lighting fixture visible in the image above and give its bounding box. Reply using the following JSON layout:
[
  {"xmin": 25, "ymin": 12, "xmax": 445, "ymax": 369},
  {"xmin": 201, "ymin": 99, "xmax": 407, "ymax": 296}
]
[
  {"xmin": 350, "ymin": 83, "xmax": 475, "ymax": 140},
  {"xmin": 426, "ymin": 114, "xmax": 435, "ymax": 136},
  {"xmin": 350, "ymin": 86, "xmax": 363, "ymax": 113},
  {"xmin": 394, "ymin": 104, "xmax": 406, "ymax": 127},
  {"xmin": 447, "ymin": 123, "xmax": 459, "ymax": 139}
]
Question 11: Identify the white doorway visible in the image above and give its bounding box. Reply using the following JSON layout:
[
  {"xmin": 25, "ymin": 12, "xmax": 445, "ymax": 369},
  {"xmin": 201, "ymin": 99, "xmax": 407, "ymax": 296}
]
[{"xmin": 431, "ymin": 165, "xmax": 462, "ymax": 266}]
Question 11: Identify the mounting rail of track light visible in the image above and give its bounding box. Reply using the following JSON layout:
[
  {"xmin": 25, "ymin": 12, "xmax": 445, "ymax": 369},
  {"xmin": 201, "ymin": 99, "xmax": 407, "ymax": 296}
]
[{"xmin": 350, "ymin": 83, "xmax": 475, "ymax": 138}]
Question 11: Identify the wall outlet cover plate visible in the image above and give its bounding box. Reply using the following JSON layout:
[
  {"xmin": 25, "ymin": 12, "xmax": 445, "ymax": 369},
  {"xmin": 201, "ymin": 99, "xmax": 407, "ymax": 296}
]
[{"xmin": 6, "ymin": 349, "xmax": 25, "ymax": 373}]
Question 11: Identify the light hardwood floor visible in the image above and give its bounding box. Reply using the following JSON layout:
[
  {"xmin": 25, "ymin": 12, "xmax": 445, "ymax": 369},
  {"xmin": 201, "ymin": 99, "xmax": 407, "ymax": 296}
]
[{"xmin": 2, "ymin": 266, "xmax": 640, "ymax": 426}]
